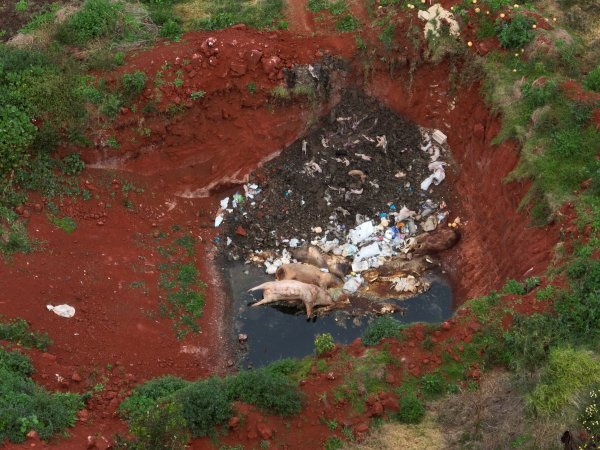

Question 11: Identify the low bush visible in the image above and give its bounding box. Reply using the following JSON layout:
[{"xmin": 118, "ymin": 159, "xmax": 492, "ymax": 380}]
[
  {"xmin": 191, "ymin": 0, "xmax": 284, "ymax": 31},
  {"xmin": 121, "ymin": 71, "xmax": 147, "ymax": 101},
  {"xmin": 584, "ymin": 65, "xmax": 600, "ymax": 92},
  {"xmin": 56, "ymin": 0, "xmax": 123, "ymax": 46},
  {"xmin": 335, "ymin": 14, "xmax": 360, "ymax": 32},
  {"xmin": 497, "ymin": 14, "xmax": 535, "ymax": 49},
  {"xmin": 119, "ymin": 375, "xmax": 190, "ymax": 420},
  {"xmin": 128, "ymin": 402, "xmax": 190, "ymax": 450},
  {"xmin": 362, "ymin": 316, "xmax": 404, "ymax": 345},
  {"xmin": 502, "ymin": 279, "xmax": 526, "ymax": 295},
  {"xmin": 395, "ymin": 391, "xmax": 425, "ymax": 424},
  {"xmin": 224, "ymin": 368, "xmax": 303, "ymax": 416},
  {"xmin": 0, "ymin": 317, "xmax": 52, "ymax": 350},
  {"xmin": 420, "ymin": 372, "xmax": 446, "ymax": 397},
  {"xmin": 121, "ymin": 367, "xmax": 304, "ymax": 439},
  {"xmin": 527, "ymin": 347, "xmax": 600, "ymax": 417},
  {"xmin": 555, "ymin": 259, "xmax": 600, "ymax": 344},
  {"xmin": 314, "ymin": 333, "xmax": 335, "ymax": 355},
  {"xmin": 0, "ymin": 349, "xmax": 82, "ymax": 443},
  {"xmin": 176, "ymin": 377, "xmax": 232, "ymax": 437},
  {"xmin": 160, "ymin": 19, "xmax": 183, "ymax": 41},
  {"xmin": 503, "ymin": 313, "xmax": 559, "ymax": 372}
]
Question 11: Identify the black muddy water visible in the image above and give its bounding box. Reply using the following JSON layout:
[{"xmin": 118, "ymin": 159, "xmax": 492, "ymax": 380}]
[{"xmin": 225, "ymin": 262, "xmax": 453, "ymax": 369}]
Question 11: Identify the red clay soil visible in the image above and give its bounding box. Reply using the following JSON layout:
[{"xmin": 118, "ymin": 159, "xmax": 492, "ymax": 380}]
[
  {"xmin": 366, "ymin": 63, "xmax": 559, "ymax": 301},
  {"xmin": 0, "ymin": 9, "xmax": 564, "ymax": 450}
]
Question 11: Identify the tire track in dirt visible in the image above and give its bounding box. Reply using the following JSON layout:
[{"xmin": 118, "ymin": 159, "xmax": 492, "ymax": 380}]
[{"xmin": 286, "ymin": 0, "xmax": 314, "ymax": 34}]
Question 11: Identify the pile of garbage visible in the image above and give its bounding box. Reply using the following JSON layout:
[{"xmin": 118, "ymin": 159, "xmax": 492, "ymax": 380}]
[{"xmin": 216, "ymin": 91, "xmax": 459, "ymax": 316}]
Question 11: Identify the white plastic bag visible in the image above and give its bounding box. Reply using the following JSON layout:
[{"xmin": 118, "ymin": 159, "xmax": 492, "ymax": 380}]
[
  {"xmin": 348, "ymin": 221, "xmax": 374, "ymax": 245},
  {"xmin": 356, "ymin": 242, "xmax": 381, "ymax": 261},
  {"xmin": 47, "ymin": 304, "xmax": 75, "ymax": 318},
  {"xmin": 343, "ymin": 276, "xmax": 363, "ymax": 294}
]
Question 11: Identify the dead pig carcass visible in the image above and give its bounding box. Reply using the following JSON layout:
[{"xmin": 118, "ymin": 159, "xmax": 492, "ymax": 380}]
[
  {"xmin": 276, "ymin": 263, "xmax": 342, "ymax": 289},
  {"xmin": 249, "ymin": 280, "xmax": 334, "ymax": 318}
]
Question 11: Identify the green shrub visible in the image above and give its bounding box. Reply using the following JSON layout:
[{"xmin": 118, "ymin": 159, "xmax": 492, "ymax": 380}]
[
  {"xmin": 395, "ymin": 392, "xmax": 425, "ymax": 424},
  {"xmin": 191, "ymin": 0, "xmax": 284, "ymax": 30},
  {"xmin": 555, "ymin": 259, "xmax": 600, "ymax": 343},
  {"xmin": 15, "ymin": 0, "xmax": 28, "ymax": 13},
  {"xmin": 129, "ymin": 402, "xmax": 190, "ymax": 450},
  {"xmin": 20, "ymin": 3, "xmax": 60, "ymax": 33},
  {"xmin": 177, "ymin": 377, "xmax": 232, "ymax": 437},
  {"xmin": 527, "ymin": 347, "xmax": 600, "ymax": 417},
  {"xmin": 119, "ymin": 376, "xmax": 190, "ymax": 420},
  {"xmin": 324, "ymin": 436, "xmax": 344, "ymax": 450},
  {"xmin": 224, "ymin": 368, "xmax": 303, "ymax": 416},
  {"xmin": 121, "ymin": 71, "xmax": 147, "ymax": 101},
  {"xmin": 57, "ymin": 0, "xmax": 123, "ymax": 46},
  {"xmin": 0, "ymin": 317, "xmax": 52, "ymax": 350},
  {"xmin": 60, "ymin": 153, "xmax": 85, "ymax": 176},
  {"xmin": 0, "ymin": 220, "xmax": 33, "ymax": 257},
  {"xmin": 99, "ymin": 93, "xmax": 122, "ymax": 118},
  {"xmin": 335, "ymin": 14, "xmax": 360, "ymax": 32},
  {"xmin": 502, "ymin": 279, "xmax": 526, "ymax": 295},
  {"xmin": 503, "ymin": 314, "xmax": 559, "ymax": 372},
  {"xmin": 314, "ymin": 333, "xmax": 335, "ymax": 355},
  {"xmin": 0, "ymin": 349, "xmax": 82, "ymax": 443},
  {"xmin": 0, "ymin": 106, "xmax": 36, "ymax": 177},
  {"xmin": 0, "ymin": 350, "xmax": 34, "ymax": 377},
  {"xmin": 497, "ymin": 14, "xmax": 535, "ymax": 49},
  {"xmin": 308, "ymin": 0, "xmax": 329, "ymax": 12},
  {"xmin": 160, "ymin": 19, "xmax": 183, "ymax": 41},
  {"xmin": 362, "ymin": 316, "xmax": 404, "ymax": 345},
  {"xmin": 420, "ymin": 372, "xmax": 446, "ymax": 397},
  {"xmin": 584, "ymin": 65, "xmax": 600, "ymax": 92}
]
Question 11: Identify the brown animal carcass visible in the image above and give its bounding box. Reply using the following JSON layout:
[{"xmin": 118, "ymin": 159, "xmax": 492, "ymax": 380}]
[{"xmin": 276, "ymin": 263, "xmax": 342, "ymax": 289}]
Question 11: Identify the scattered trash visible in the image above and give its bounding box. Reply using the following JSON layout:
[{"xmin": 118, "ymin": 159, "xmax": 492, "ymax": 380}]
[
  {"xmin": 343, "ymin": 275, "xmax": 363, "ymax": 294},
  {"xmin": 219, "ymin": 93, "xmax": 454, "ymax": 316},
  {"xmin": 391, "ymin": 276, "xmax": 420, "ymax": 293},
  {"xmin": 47, "ymin": 304, "xmax": 75, "ymax": 318},
  {"xmin": 432, "ymin": 129, "xmax": 447, "ymax": 145},
  {"xmin": 418, "ymin": 4, "xmax": 460, "ymax": 38},
  {"xmin": 420, "ymin": 161, "xmax": 447, "ymax": 191},
  {"xmin": 421, "ymin": 215, "xmax": 438, "ymax": 232},
  {"xmin": 348, "ymin": 221, "xmax": 375, "ymax": 245}
]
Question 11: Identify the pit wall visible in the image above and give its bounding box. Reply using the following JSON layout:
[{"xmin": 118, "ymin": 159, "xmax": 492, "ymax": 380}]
[{"xmin": 366, "ymin": 62, "xmax": 559, "ymax": 302}]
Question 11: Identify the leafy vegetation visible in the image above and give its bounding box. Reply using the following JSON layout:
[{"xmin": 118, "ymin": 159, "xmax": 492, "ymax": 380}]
[
  {"xmin": 0, "ymin": 347, "xmax": 82, "ymax": 444},
  {"xmin": 120, "ymin": 363, "xmax": 304, "ymax": 439},
  {"xmin": 497, "ymin": 14, "xmax": 536, "ymax": 50},
  {"xmin": 335, "ymin": 14, "xmax": 360, "ymax": 32},
  {"xmin": 362, "ymin": 316, "xmax": 404, "ymax": 345},
  {"xmin": 0, "ymin": 317, "xmax": 51, "ymax": 350},
  {"xmin": 314, "ymin": 333, "xmax": 335, "ymax": 355},
  {"xmin": 56, "ymin": 0, "xmax": 124, "ymax": 46},
  {"xmin": 224, "ymin": 368, "xmax": 304, "ymax": 416},
  {"xmin": 189, "ymin": 0, "xmax": 284, "ymax": 31},
  {"xmin": 394, "ymin": 390, "xmax": 425, "ymax": 424},
  {"xmin": 585, "ymin": 65, "xmax": 600, "ymax": 92},
  {"xmin": 527, "ymin": 348, "xmax": 600, "ymax": 417}
]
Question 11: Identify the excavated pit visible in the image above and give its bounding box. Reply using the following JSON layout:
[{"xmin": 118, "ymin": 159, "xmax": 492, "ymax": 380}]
[{"xmin": 217, "ymin": 90, "xmax": 459, "ymax": 365}]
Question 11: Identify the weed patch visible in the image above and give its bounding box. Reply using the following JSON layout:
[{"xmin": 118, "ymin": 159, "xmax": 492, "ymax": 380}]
[
  {"xmin": 0, "ymin": 347, "xmax": 82, "ymax": 443},
  {"xmin": 0, "ymin": 317, "xmax": 51, "ymax": 350},
  {"xmin": 362, "ymin": 316, "xmax": 404, "ymax": 345}
]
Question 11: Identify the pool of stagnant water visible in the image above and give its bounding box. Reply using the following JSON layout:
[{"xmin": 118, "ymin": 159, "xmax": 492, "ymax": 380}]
[{"xmin": 224, "ymin": 262, "xmax": 454, "ymax": 368}]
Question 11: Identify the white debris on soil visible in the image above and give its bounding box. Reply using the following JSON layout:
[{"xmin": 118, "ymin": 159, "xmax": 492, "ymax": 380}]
[
  {"xmin": 46, "ymin": 304, "xmax": 76, "ymax": 318},
  {"xmin": 418, "ymin": 4, "xmax": 460, "ymax": 38}
]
